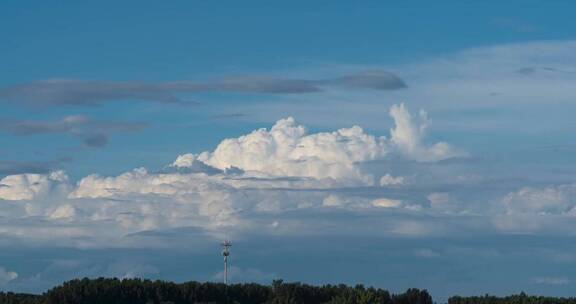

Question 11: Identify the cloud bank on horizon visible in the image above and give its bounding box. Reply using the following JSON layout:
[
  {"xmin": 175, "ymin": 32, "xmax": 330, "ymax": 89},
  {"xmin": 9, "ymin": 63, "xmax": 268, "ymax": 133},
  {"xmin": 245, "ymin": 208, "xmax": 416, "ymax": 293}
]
[
  {"xmin": 0, "ymin": 103, "xmax": 466, "ymax": 247},
  {"xmin": 2, "ymin": 96, "xmax": 575, "ymax": 252}
]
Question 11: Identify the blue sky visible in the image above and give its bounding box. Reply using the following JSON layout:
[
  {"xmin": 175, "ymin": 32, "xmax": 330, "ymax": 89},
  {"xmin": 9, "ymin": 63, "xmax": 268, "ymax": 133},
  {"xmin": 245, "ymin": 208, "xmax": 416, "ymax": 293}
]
[{"xmin": 1, "ymin": 1, "xmax": 576, "ymax": 301}]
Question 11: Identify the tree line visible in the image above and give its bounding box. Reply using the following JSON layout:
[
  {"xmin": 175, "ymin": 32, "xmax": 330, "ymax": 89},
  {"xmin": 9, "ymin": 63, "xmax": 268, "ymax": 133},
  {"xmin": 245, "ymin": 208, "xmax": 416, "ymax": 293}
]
[
  {"xmin": 0, "ymin": 277, "xmax": 430, "ymax": 304},
  {"xmin": 2, "ymin": 278, "xmax": 576, "ymax": 304},
  {"xmin": 449, "ymin": 293, "xmax": 576, "ymax": 304}
]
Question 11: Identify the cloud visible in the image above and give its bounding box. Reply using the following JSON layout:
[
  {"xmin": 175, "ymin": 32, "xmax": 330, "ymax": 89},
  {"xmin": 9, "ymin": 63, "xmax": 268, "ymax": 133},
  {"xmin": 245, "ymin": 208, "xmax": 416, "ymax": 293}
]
[
  {"xmin": 0, "ymin": 80, "xmax": 185, "ymax": 106},
  {"xmin": 0, "ymin": 115, "xmax": 90, "ymax": 135},
  {"xmin": 389, "ymin": 103, "xmax": 464, "ymax": 162},
  {"xmin": 173, "ymin": 103, "xmax": 459, "ymax": 185},
  {"xmin": 531, "ymin": 277, "xmax": 570, "ymax": 285},
  {"xmin": 0, "ymin": 103, "xmax": 468, "ymax": 247},
  {"xmin": 490, "ymin": 18, "xmax": 540, "ymax": 33},
  {"xmin": 379, "ymin": 174, "xmax": 405, "ymax": 186},
  {"xmin": 0, "ymin": 115, "xmax": 148, "ymax": 148},
  {"xmin": 516, "ymin": 66, "xmax": 575, "ymax": 75},
  {"xmin": 324, "ymin": 70, "xmax": 407, "ymax": 90},
  {"xmin": 104, "ymin": 261, "xmax": 160, "ymax": 279},
  {"xmin": 82, "ymin": 133, "xmax": 109, "ymax": 148},
  {"xmin": 0, "ymin": 170, "xmax": 69, "ymax": 201},
  {"xmin": 322, "ymin": 194, "xmax": 346, "ymax": 207},
  {"xmin": 503, "ymin": 184, "xmax": 576, "ymax": 215},
  {"xmin": 401, "ymin": 40, "xmax": 576, "ymax": 112},
  {"xmin": 320, "ymin": 194, "xmax": 404, "ymax": 209},
  {"xmin": 489, "ymin": 183, "xmax": 576, "ymax": 234},
  {"xmin": 516, "ymin": 67, "xmax": 537, "ymax": 75},
  {"xmin": 0, "ymin": 267, "xmax": 18, "ymax": 286},
  {"xmin": 14, "ymin": 258, "xmax": 159, "ymax": 292},
  {"xmin": 179, "ymin": 117, "xmax": 388, "ymax": 185},
  {"xmin": 0, "ymin": 71, "xmax": 406, "ymax": 107},
  {"xmin": 414, "ymin": 248, "xmax": 440, "ymax": 258},
  {"xmin": 198, "ymin": 40, "xmax": 576, "ymax": 136},
  {"xmin": 210, "ymin": 113, "xmax": 249, "ymax": 120},
  {"xmin": 49, "ymin": 204, "xmax": 79, "ymax": 220},
  {"xmin": 212, "ymin": 266, "xmax": 276, "ymax": 284},
  {"xmin": 0, "ymin": 160, "xmax": 56, "ymax": 176},
  {"xmin": 371, "ymin": 198, "xmax": 403, "ymax": 208}
]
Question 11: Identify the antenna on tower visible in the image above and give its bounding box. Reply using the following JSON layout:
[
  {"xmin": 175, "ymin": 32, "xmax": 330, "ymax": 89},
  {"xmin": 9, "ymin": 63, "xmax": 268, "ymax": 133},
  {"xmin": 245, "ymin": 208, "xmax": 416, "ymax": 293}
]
[{"xmin": 221, "ymin": 240, "xmax": 231, "ymax": 285}]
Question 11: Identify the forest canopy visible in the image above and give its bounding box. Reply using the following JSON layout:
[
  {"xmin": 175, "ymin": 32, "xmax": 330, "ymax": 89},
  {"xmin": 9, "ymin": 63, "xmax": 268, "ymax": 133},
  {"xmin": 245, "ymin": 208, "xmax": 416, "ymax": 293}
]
[
  {"xmin": 1, "ymin": 277, "xmax": 429, "ymax": 304},
  {"xmin": 1, "ymin": 278, "xmax": 576, "ymax": 304}
]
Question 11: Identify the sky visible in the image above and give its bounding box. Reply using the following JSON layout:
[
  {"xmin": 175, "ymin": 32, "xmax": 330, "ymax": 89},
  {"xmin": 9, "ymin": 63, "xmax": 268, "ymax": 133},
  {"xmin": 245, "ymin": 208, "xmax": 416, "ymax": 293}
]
[{"xmin": 1, "ymin": 0, "xmax": 576, "ymax": 301}]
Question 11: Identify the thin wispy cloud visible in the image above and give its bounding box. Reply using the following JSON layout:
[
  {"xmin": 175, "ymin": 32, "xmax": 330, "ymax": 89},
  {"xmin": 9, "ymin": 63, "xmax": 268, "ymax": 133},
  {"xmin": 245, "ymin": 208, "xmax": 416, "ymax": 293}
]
[
  {"xmin": 531, "ymin": 277, "xmax": 571, "ymax": 286},
  {"xmin": 490, "ymin": 17, "xmax": 541, "ymax": 33},
  {"xmin": 0, "ymin": 159, "xmax": 69, "ymax": 176},
  {"xmin": 210, "ymin": 113, "xmax": 249, "ymax": 120},
  {"xmin": 0, "ymin": 71, "xmax": 406, "ymax": 107},
  {"xmin": 0, "ymin": 115, "xmax": 148, "ymax": 148}
]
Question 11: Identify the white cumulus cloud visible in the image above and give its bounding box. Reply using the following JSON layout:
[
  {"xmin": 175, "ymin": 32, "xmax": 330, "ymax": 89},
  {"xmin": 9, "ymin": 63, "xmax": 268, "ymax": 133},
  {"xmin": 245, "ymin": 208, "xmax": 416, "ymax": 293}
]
[
  {"xmin": 0, "ymin": 103, "xmax": 466, "ymax": 246},
  {"xmin": 389, "ymin": 103, "xmax": 463, "ymax": 162},
  {"xmin": 175, "ymin": 117, "xmax": 388, "ymax": 185},
  {"xmin": 173, "ymin": 103, "xmax": 461, "ymax": 185}
]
